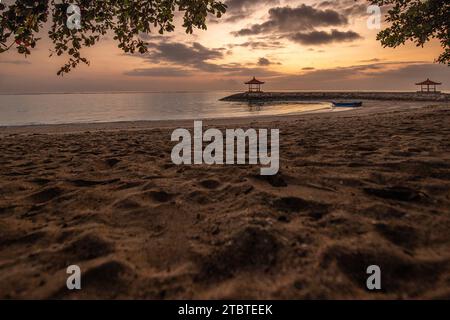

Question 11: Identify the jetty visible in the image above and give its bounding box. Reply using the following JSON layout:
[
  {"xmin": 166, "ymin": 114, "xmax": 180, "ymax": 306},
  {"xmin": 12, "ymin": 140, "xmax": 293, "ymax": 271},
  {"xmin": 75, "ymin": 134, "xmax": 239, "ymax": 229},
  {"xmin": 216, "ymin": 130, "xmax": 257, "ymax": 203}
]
[{"xmin": 220, "ymin": 91, "xmax": 450, "ymax": 102}]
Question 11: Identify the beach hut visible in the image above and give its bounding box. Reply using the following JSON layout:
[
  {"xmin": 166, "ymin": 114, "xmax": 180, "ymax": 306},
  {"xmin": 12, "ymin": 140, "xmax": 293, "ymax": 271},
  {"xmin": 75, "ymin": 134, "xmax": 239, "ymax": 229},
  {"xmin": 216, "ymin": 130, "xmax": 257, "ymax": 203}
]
[
  {"xmin": 245, "ymin": 77, "xmax": 265, "ymax": 93},
  {"xmin": 416, "ymin": 78, "xmax": 442, "ymax": 93}
]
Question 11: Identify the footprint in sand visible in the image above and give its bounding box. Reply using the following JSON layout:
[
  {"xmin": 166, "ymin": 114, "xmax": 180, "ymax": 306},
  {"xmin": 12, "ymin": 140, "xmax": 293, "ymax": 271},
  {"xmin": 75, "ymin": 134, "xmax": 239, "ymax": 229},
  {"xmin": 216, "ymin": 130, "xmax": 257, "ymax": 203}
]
[
  {"xmin": 363, "ymin": 186, "xmax": 425, "ymax": 202},
  {"xmin": 0, "ymin": 231, "xmax": 47, "ymax": 249},
  {"xmin": 27, "ymin": 186, "xmax": 64, "ymax": 203},
  {"xmin": 198, "ymin": 227, "xmax": 280, "ymax": 282},
  {"xmin": 29, "ymin": 178, "xmax": 51, "ymax": 186},
  {"xmin": 361, "ymin": 204, "xmax": 407, "ymax": 220},
  {"xmin": 374, "ymin": 222, "xmax": 420, "ymax": 249},
  {"xmin": 81, "ymin": 260, "xmax": 132, "ymax": 290},
  {"xmin": 105, "ymin": 158, "xmax": 121, "ymax": 167},
  {"xmin": 272, "ymin": 196, "xmax": 330, "ymax": 220},
  {"xmin": 69, "ymin": 178, "xmax": 120, "ymax": 187},
  {"xmin": 146, "ymin": 190, "xmax": 174, "ymax": 203},
  {"xmin": 199, "ymin": 179, "xmax": 221, "ymax": 190},
  {"xmin": 61, "ymin": 233, "xmax": 114, "ymax": 261},
  {"xmin": 320, "ymin": 244, "xmax": 448, "ymax": 292},
  {"xmin": 253, "ymin": 173, "xmax": 288, "ymax": 187}
]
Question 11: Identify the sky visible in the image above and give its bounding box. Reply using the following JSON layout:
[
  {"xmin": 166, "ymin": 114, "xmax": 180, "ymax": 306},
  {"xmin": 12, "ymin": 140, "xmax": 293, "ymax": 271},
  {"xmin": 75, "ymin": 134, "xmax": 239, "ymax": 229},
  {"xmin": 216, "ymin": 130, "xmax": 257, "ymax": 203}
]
[{"xmin": 0, "ymin": 0, "xmax": 449, "ymax": 93}]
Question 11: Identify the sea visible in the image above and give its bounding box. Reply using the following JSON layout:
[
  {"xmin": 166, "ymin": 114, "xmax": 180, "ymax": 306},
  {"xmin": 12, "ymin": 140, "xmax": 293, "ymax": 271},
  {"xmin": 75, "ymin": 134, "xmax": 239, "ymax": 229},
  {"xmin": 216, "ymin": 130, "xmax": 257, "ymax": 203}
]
[{"xmin": 0, "ymin": 91, "xmax": 334, "ymax": 126}]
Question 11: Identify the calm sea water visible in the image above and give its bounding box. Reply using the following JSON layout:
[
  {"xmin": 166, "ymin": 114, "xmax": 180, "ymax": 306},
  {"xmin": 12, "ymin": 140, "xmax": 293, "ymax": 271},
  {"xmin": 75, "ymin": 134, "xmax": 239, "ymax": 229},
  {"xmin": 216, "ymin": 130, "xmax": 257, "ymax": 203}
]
[{"xmin": 0, "ymin": 91, "xmax": 334, "ymax": 126}]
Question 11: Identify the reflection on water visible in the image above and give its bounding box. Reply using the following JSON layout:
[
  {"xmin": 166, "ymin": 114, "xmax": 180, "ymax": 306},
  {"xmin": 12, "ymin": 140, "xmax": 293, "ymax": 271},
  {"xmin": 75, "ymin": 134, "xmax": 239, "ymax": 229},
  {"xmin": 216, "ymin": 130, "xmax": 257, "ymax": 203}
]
[
  {"xmin": 245, "ymin": 100, "xmax": 334, "ymax": 115},
  {"xmin": 0, "ymin": 91, "xmax": 334, "ymax": 126}
]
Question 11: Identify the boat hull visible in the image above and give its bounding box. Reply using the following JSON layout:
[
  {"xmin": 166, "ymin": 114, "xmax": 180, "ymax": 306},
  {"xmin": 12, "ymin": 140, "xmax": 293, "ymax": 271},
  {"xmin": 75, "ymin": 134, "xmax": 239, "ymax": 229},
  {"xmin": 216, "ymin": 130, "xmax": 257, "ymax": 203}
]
[{"xmin": 332, "ymin": 102, "xmax": 363, "ymax": 107}]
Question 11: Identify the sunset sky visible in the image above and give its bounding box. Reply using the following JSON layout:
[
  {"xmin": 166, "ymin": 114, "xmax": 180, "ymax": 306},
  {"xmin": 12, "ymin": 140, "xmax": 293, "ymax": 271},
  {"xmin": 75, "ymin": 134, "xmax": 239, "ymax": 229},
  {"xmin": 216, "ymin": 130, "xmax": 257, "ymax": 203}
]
[{"xmin": 0, "ymin": 0, "xmax": 449, "ymax": 93}]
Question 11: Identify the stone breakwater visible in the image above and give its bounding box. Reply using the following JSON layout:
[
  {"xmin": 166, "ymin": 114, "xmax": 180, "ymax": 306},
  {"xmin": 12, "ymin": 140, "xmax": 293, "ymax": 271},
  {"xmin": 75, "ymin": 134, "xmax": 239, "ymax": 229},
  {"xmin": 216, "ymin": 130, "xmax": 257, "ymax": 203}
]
[{"xmin": 220, "ymin": 92, "xmax": 450, "ymax": 102}]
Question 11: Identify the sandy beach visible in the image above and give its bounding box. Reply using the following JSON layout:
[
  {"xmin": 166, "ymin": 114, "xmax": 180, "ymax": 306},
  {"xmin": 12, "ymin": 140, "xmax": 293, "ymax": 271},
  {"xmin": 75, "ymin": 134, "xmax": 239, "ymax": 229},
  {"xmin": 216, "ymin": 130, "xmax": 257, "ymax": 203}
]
[{"xmin": 1, "ymin": 101, "xmax": 450, "ymax": 299}]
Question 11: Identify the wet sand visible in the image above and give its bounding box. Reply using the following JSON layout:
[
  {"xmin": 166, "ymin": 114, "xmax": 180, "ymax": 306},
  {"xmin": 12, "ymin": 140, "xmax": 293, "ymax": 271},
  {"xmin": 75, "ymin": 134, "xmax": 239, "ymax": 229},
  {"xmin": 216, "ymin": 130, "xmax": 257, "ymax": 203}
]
[{"xmin": 0, "ymin": 101, "xmax": 450, "ymax": 299}]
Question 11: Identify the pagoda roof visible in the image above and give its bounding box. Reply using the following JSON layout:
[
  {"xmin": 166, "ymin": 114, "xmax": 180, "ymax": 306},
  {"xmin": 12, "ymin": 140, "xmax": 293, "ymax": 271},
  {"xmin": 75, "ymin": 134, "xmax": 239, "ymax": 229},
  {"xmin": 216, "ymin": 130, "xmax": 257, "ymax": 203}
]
[
  {"xmin": 416, "ymin": 78, "xmax": 442, "ymax": 85},
  {"xmin": 245, "ymin": 77, "xmax": 265, "ymax": 84}
]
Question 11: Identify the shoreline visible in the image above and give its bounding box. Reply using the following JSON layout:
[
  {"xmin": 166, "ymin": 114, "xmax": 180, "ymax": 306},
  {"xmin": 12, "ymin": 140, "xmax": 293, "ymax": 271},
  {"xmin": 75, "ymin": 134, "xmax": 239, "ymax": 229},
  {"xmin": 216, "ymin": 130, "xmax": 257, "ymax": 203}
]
[
  {"xmin": 220, "ymin": 91, "xmax": 450, "ymax": 102},
  {"xmin": 1, "ymin": 100, "xmax": 447, "ymax": 135}
]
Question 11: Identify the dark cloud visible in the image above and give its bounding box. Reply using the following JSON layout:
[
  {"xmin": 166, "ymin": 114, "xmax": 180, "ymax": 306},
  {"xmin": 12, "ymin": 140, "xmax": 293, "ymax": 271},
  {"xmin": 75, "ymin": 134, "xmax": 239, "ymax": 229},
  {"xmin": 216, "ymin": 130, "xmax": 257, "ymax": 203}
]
[
  {"xmin": 230, "ymin": 3, "xmax": 365, "ymax": 47},
  {"xmin": 232, "ymin": 4, "xmax": 348, "ymax": 36},
  {"xmin": 258, "ymin": 57, "xmax": 271, "ymax": 66},
  {"xmin": 126, "ymin": 41, "xmax": 282, "ymax": 77},
  {"xmin": 315, "ymin": 0, "xmax": 368, "ymax": 17},
  {"xmin": 226, "ymin": 0, "xmax": 278, "ymax": 11},
  {"xmin": 228, "ymin": 40, "xmax": 284, "ymax": 50},
  {"xmin": 289, "ymin": 29, "xmax": 362, "ymax": 45},
  {"xmin": 224, "ymin": 0, "xmax": 280, "ymax": 22},
  {"xmin": 257, "ymin": 57, "xmax": 281, "ymax": 66},
  {"xmin": 149, "ymin": 42, "xmax": 223, "ymax": 64},
  {"xmin": 316, "ymin": 0, "xmax": 391, "ymax": 18},
  {"xmin": 144, "ymin": 42, "xmax": 225, "ymax": 72}
]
